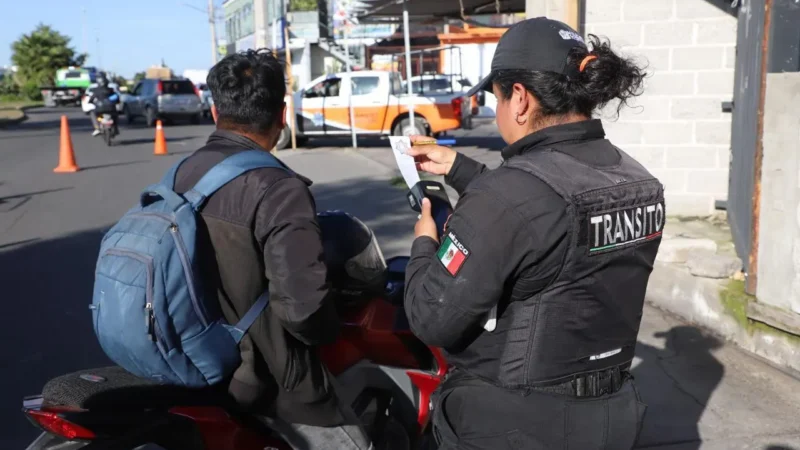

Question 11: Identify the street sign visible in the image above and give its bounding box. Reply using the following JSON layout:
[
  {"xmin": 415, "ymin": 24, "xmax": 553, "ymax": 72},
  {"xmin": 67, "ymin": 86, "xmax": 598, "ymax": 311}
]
[{"xmin": 272, "ymin": 17, "xmax": 286, "ymax": 51}]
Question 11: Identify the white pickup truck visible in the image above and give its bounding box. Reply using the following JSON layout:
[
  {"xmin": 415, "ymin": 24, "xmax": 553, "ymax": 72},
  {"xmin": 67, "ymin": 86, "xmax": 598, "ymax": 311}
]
[{"xmin": 277, "ymin": 70, "xmax": 472, "ymax": 149}]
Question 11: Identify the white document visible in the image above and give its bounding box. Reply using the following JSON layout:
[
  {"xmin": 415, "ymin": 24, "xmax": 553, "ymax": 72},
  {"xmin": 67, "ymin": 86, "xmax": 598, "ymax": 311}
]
[
  {"xmin": 389, "ymin": 136, "xmax": 420, "ymax": 189},
  {"xmin": 388, "ymin": 136, "xmax": 498, "ymax": 332}
]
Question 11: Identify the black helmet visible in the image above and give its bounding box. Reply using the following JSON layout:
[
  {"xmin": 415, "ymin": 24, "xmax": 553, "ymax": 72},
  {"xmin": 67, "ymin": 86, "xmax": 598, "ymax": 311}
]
[
  {"xmin": 317, "ymin": 211, "xmax": 387, "ymax": 306},
  {"xmin": 97, "ymin": 72, "xmax": 109, "ymax": 87}
]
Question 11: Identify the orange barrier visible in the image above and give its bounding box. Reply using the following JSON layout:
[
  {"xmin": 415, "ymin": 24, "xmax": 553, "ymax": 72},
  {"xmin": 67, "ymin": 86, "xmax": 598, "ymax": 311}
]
[
  {"xmin": 154, "ymin": 120, "xmax": 168, "ymax": 156},
  {"xmin": 53, "ymin": 115, "xmax": 80, "ymax": 173}
]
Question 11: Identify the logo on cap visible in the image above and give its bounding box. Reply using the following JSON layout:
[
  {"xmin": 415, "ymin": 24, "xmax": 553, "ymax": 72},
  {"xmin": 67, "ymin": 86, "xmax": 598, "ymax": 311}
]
[{"xmin": 559, "ymin": 29, "xmax": 585, "ymax": 44}]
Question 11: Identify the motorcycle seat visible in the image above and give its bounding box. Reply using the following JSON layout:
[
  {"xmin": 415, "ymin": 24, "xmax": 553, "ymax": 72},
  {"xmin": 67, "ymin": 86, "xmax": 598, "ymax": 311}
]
[{"xmin": 42, "ymin": 366, "xmax": 231, "ymax": 411}]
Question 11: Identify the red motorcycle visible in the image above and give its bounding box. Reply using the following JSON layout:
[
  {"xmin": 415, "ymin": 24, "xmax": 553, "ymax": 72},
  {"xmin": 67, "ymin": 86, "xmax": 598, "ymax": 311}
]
[{"xmin": 22, "ymin": 212, "xmax": 448, "ymax": 450}]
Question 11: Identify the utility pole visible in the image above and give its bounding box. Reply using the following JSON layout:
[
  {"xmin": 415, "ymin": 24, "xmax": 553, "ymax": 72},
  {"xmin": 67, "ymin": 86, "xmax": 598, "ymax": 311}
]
[
  {"xmin": 208, "ymin": 0, "xmax": 218, "ymax": 65},
  {"xmin": 344, "ymin": 21, "xmax": 357, "ymax": 148},
  {"xmin": 82, "ymin": 7, "xmax": 88, "ymax": 57},
  {"xmin": 96, "ymin": 31, "xmax": 102, "ymax": 69},
  {"xmin": 525, "ymin": 0, "xmax": 545, "ymax": 19},
  {"xmin": 402, "ymin": 0, "xmax": 415, "ymax": 133},
  {"xmin": 181, "ymin": 1, "xmax": 219, "ymax": 64},
  {"xmin": 526, "ymin": 0, "xmax": 581, "ymax": 30},
  {"xmin": 285, "ymin": 21, "xmax": 298, "ymax": 150}
]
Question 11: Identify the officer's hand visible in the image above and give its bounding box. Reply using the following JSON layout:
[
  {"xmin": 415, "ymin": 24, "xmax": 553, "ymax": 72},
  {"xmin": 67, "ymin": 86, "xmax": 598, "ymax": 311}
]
[
  {"xmin": 414, "ymin": 198, "xmax": 439, "ymax": 242},
  {"xmin": 407, "ymin": 135, "xmax": 457, "ymax": 176}
]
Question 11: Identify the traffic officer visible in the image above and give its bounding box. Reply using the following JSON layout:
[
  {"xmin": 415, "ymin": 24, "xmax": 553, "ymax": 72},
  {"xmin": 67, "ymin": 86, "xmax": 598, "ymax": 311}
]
[{"xmin": 404, "ymin": 17, "xmax": 662, "ymax": 449}]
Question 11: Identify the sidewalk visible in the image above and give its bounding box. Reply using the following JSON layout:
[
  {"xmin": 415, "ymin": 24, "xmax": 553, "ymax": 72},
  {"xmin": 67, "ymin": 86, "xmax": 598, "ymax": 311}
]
[{"xmin": 634, "ymin": 304, "xmax": 800, "ymax": 449}]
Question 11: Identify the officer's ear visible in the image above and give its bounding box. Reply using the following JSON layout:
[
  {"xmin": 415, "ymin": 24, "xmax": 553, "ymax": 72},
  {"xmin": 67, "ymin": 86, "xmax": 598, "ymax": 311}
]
[
  {"xmin": 211, "ymin": 104, "xmax": 219, "ymax": 124},
  {"xmin": 512, "ymin": 83, "xmax": 532, "ymax": 125},
  {"xmin": 280, "ymin": 102, "xmax": 287, "ymax": 129}
]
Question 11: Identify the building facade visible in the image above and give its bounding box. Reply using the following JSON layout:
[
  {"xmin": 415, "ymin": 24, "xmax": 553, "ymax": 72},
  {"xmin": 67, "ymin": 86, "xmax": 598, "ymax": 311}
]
[
  {"xmin": 221, "ymin": 0, "xmax": 394, "ymax": 89},
  {"xmin": 584, "ymin": 0, "xmax": 737, "ymax": 216}
]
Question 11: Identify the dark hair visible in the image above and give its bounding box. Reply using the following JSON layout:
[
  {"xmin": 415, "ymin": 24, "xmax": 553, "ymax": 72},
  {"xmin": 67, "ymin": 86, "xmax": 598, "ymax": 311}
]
[
  {"xmin": 493, "ymin": 35, "xmax": 646, "ymax": 119},
  {"xmin": 207, "ymin": 48, "xmax": 286, "ymax": 134}
]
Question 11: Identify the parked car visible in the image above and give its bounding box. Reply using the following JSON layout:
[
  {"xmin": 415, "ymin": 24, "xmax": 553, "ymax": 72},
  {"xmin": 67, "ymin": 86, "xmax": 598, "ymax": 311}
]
[
  {"xmin": 278, "ymin": 71, "xmax": 471, "ymax": 149},
  {"xmin": 406, "ymin": 74, "xmax": 472, "ymax": 95},
  {"xmin": 122, "ymin": 78, "xmax": 203, "ymax": 126},
  {"xmin": 197, "ymin": 83, "xmax": 213, "ymax": 118}
]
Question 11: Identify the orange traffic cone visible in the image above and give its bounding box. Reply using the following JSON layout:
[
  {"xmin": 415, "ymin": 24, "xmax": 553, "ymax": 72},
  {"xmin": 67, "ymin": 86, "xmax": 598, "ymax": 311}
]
[
  {"xmin": 154, "ymin": 120, "xmax": 168, "ymax": 156},
  {"xmin": 53, "ymin": 115, "xmax": 79, "ymax": 173}
]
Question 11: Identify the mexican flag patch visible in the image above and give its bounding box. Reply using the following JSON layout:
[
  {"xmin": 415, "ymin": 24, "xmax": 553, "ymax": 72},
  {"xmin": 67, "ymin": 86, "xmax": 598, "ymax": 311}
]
[{"xmin": 437, "ymin": 232, "xmax": 470, "ymax": 276}]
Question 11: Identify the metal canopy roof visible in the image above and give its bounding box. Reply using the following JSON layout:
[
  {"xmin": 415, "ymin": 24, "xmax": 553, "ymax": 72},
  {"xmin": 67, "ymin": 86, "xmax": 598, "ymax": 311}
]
[{"xmin": 352, "ymin": 0, "xmax": 526, "ymax": 23}]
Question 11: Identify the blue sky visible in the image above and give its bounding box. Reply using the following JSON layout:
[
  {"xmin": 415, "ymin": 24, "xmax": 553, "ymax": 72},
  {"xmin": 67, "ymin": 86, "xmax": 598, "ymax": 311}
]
[{"xmin": 1, "ymin": 0, "xmax": 219, "ymax": 78}]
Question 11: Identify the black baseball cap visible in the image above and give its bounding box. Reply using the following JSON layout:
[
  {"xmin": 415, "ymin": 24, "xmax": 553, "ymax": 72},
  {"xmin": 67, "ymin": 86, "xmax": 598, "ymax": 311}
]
[{"xmin": 466, "ymin": 17, "xmax": 588, "ymax": 97}]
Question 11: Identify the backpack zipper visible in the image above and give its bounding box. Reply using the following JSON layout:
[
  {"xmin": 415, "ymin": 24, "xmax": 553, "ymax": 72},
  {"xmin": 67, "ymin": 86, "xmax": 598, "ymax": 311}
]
[
  {"xmin": 103, "ymin": 248, "xmax": 168, "ymax": 351},
  {"xmin": 145, "ymin": 303, "xmax": 156, "ymax": 341},
  {"xmin": 169, "ymin": 223, "xmax": 209, "ymax": 327},
  {"xmin": 127, "ymin": 212, "xmax": 210, "ymax": 327}
]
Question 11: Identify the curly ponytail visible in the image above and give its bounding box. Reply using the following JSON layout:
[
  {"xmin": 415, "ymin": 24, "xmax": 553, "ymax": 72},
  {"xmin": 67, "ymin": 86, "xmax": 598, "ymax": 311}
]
[{"xmin": 493, "ymin": 35, "xmax": 646, "ymax": 119}]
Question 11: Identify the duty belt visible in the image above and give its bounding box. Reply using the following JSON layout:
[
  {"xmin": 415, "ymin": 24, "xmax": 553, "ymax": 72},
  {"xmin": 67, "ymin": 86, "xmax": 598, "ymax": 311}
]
[{"xmin": 534, "ymin": 366, "xmax": 628, "ymax": 398}]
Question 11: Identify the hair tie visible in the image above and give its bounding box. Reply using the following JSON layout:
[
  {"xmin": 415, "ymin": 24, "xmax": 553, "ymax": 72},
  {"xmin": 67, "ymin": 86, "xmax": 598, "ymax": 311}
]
[{"xmin": 579, "ymin": 55, "xmax": 598, "ymax": 73}]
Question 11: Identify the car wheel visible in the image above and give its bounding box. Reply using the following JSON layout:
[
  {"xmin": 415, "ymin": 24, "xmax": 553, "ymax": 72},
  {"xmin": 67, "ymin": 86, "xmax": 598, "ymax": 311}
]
[
  {"xmin": 392, "ymin": 117, "xmax": 429, "ymax": 137},
  {"xmin": 145, "ymin": 106, "xmax": 157, "ymax": 127},
  {"xmin": 190, "ymin": 114, "xmax": 201, "ymax": 125}
]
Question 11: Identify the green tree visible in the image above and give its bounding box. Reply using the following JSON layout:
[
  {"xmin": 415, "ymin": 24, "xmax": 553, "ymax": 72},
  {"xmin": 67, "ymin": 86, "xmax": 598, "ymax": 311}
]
[
  {"xmin": 0, "ymin": 75, "xmax": 21, "ymax": 99},
  {"xmin": 10, "ymin": 24, "xmax": 87, "ymax": 99},
  {"xmin": 133, "ymin": 72, "xmax": 146, "ymax": 84},
  {"xmin": 289, "ymin": 0, "xmax": 317, "ymax": 12},
  {"xmin": 111, "ymin": 75, "xmax": 128, "ymax": 89}
]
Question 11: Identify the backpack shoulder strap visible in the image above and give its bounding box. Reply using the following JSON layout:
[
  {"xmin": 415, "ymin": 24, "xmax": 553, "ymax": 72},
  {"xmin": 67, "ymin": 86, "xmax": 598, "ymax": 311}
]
[
  {"xmin": 160, "ymin": 156, "xmax": 189, "ymax": 189},
  {"xmin": 226, "ymin": 291, "xmax": 270, "ymax": 344},
  {"xmin": 183, "ymin": 150, "xmax": 291, "ymax": 210}
]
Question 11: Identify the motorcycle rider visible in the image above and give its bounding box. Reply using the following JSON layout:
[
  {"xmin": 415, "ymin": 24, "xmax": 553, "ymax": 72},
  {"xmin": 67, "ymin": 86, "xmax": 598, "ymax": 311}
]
[
  {"xmin": 405, "ymin": 18, "xmax": 658, "ymax": 449},
  {"xmin": 172, "ymin": 49, "xmax": 372, "ymax": 450},
  {"xmin": 87, "ymin": 72, "xmax": 119, "ymax": 137}
]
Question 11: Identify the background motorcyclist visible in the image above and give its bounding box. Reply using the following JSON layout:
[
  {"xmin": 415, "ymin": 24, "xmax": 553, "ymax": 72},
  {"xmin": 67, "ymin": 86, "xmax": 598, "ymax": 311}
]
[{"xmin": 87, "ymin": 72, "xmax": 120, "ymax": 136}]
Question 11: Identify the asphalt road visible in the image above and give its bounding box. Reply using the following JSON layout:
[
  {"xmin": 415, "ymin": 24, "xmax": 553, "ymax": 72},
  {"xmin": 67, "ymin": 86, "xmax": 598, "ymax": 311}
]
[{"xmin": 1, "ymin": 108, "xmax": 800, "ymax": 449}]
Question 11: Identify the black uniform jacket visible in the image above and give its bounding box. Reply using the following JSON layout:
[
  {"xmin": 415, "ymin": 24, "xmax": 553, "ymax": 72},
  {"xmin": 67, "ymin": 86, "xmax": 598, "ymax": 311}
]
[{"xmin": 404, "ymin": 120, "xmax": 621, "ymax": 367}]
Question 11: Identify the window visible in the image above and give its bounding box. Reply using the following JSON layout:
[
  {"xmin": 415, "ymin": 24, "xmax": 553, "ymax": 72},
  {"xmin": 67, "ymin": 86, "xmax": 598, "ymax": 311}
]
[
  {"xmin": 162, "ymin": 80, "xmax": 196, "ymax": 95},
  {"xmin": 64, "ymin": 71, "xmax": 83, "ymax": 79},
  {"xmin": 390, "ymin": 73, "xmax": 403, "ymax": 94},
  {"xmin": 233, "ymin": 11, "xmax": 240, "ymax": 40},
  {"xmin": 411, "ymin": 77, "xmax": 452, "ymax": 94},
  {"xmin": 304, "ymin": 78, "xmax": 341, "ymax": 98},
  {"xmin": 351, "ymin": 76, "xmax": 380, "ymax": 96},
  {"xmin": 141, "ymin": 82, "xmax": 154, "ymax": 97},
  {"xmin": 242, "ymin": 5, "xmax": 254, "ymax": 36}
]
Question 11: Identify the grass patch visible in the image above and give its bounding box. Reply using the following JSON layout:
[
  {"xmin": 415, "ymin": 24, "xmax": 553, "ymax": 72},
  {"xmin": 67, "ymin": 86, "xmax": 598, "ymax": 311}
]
[
  {"xmin": 719, "ymin": 279, "xmax": 750, "ymax": 326},
  {"xmin": 0, "ymin": 100, "xmax": 41, "ymax": 126},
  {"xmin": 0, "ymin": 100, "xmax": 42, "ymax": 110},
  {"xmin": 0, "ymin": 109, "xmax": 25, "ymax": 121},
  {"xmin": 719, "ymin": 279, "xmax": 800, "ymax": 344}
]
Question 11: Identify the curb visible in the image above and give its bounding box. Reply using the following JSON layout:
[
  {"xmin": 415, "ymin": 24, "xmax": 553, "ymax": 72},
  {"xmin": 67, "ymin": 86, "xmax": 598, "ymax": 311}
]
[
  {"xmin": 0, "ymin": 109, "xmax": 28, "ymax": 128},
  {"xmin": 646, "ymin": 262, "xmax": 800, "ymax": 374},
  {"xmin": 0, "ymin": 104, "xmax": 40, "ymax": 128}
]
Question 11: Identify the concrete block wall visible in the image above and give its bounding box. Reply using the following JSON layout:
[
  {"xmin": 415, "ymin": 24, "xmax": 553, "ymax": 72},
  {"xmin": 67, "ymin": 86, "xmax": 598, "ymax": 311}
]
[{"xmin": 584, "ymin": 0, "xmax": 737, "ymax": 216}]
